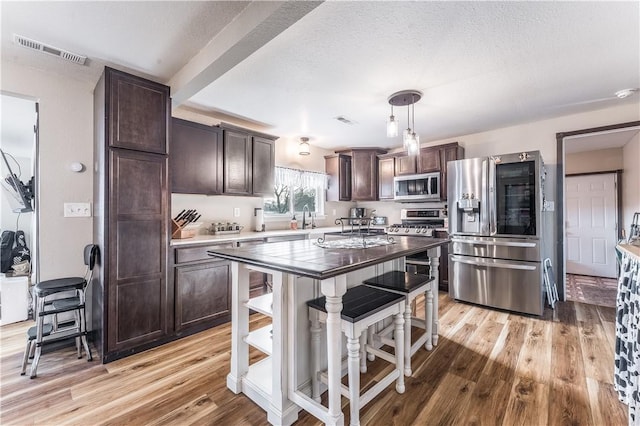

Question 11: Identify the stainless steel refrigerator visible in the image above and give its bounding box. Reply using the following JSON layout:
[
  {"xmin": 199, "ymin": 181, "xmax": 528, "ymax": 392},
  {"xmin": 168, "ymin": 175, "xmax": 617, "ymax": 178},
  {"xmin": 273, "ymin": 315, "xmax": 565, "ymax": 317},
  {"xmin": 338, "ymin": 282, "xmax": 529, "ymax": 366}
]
[{"xmin": 447, "ymin": 151, "xmax": 546, "ymax": 316}]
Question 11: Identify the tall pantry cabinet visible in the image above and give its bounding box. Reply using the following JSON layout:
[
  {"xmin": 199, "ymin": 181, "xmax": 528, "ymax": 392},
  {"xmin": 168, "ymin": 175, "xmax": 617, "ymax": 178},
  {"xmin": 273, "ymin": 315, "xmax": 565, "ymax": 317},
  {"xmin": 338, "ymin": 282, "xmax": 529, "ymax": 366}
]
[{"xmin": 93, "ymin": 67, "xmax": 170, "ymax": 362}]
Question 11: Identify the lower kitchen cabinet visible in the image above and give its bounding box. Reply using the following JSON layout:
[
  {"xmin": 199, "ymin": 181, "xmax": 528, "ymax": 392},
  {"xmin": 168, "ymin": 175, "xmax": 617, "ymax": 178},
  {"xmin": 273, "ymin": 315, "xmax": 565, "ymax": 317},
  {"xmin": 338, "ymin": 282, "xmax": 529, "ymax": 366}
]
[
  {"xmin": 173, "ymin": 242, "xmax": 233, "ymax": 334},
  {"xmin": 435, "ymin": 230, "xmax": 449, "ymax": 292},
  {"xmin": 174, "ymin": 259, "xmax": 231, "ymax": 332}
]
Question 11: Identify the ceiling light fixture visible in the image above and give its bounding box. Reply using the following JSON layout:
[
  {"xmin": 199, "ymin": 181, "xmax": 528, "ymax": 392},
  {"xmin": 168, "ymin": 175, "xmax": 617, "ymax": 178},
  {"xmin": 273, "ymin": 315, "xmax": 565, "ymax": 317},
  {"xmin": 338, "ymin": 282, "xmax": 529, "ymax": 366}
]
[
  {"xmin": 387, "ymin": 90, "xmax": 422, "ymax": 155},
  {"xmin": 299, "ymin": 137, "xmax": 310, "ymax": 155},
  {"xmin": 615, "ymin": 88, "xmax": 639, "ymax": 99},
  {"xmin": 386, "ymin": 105, "xmax": 398, "ymax": 137}
]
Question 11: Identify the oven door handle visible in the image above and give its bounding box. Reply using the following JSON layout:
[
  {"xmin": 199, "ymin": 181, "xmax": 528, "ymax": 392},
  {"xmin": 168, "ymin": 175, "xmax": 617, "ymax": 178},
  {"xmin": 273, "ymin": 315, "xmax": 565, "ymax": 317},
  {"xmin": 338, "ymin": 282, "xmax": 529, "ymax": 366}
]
[
  {"xmin": 451, "ymin": 238, "xmax": 537, "ymax": 248},
  {"xmin": 450, "ymin": 255, "xmax": 537, "ymax": 271}
]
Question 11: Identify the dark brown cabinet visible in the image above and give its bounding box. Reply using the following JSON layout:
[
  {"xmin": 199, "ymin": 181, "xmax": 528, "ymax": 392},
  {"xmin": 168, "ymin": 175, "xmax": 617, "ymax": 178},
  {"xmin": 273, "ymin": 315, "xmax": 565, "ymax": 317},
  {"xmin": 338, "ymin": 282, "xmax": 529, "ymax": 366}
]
[
  {"xmin": 434, "ymin": 230, "xmax": 449, "ymax": 292},
  {"xmin": 220, "ymin": 124, "xmax": 276, "ymax": 196},
  {"xmin": 252, "ymin": 136, "xmax": 276, "ymax": 196},
  {"xmin": 417, "ymin": 146, "xmax": 441, "ymax": 173},
  {"xmin": 351, "ymin": 149, "xmax": 382, "ymax": 201},
  {"xmin": 107, "ymin": 68, "xmax": 168, "ymax": 154},
  {"xmin": 440, "ymin": 142, "xmax": 465, "ymax": 201},
  {"xmin": 415, "ymin": 142, "xmax": 464, "ymax": 200},
  {"xmin": 378, "ymin": 155, "xmax": 395, "ymax": 200},
  {"xmin": 173, "ymin": 243, "xmax": 232, "ymax": 333},
  {"xmin": 93, "ymin": 67, "xmax": 170, "ymax": 362},
  {"xmin": 327, "ymin": 149, "xmax": 386, "ymax": 201},
  {"xmin": 395, "ymin": 154, "xmax": 417, "ymax": 176},
  {"xmin": 223, "ymin": 128, "xmax": 252, "ymax": 195},
  {"xmin": 325, "ymin": 154, "xmax": 352, "ymax": 201},
  {"xmin": 170, "ymin": 118, "xmax": 223, "ymax": 195}
]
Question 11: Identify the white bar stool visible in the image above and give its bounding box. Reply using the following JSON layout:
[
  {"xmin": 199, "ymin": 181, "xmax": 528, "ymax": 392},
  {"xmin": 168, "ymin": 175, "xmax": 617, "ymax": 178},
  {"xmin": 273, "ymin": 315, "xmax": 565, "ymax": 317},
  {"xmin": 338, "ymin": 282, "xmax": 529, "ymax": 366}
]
[
  {"xmin": 307, "ymin": 285, "xmax": 406, "ymax": 426},
  {"xmin": 363, "ymin": 271, "xmax": 434, "ymax": 376}
]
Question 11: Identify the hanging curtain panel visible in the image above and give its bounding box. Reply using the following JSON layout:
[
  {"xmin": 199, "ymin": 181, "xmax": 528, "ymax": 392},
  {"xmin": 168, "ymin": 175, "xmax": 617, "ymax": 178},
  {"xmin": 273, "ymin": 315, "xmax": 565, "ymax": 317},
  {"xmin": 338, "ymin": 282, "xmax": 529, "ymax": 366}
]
[{"xmin": 615, "ymin": 245, "xmax": 640, "ymax": 425}]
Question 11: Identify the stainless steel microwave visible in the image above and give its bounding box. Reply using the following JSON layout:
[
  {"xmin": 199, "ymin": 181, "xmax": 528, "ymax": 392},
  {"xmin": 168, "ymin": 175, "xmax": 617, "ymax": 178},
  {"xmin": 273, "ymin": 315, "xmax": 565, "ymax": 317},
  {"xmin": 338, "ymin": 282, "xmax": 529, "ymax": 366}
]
[{"xmin": 394, "ymin": 172, "xmax": 441, "ymax": 202}]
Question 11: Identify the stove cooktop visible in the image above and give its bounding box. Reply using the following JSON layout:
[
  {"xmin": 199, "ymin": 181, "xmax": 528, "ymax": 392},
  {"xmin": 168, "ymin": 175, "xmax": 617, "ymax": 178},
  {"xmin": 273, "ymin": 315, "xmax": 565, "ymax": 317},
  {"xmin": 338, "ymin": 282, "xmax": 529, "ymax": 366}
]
[{"xmin": 387, "ymin": 224, "xmax": 435, "ymax": 237}]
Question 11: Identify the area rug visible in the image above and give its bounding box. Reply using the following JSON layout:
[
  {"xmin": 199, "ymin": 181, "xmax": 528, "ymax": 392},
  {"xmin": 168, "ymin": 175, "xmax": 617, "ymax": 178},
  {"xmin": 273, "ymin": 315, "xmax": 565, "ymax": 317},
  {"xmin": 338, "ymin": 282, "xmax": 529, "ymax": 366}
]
[{"xmin": 565, "ymin": 273, "xmax": 618, "ymax": 307}]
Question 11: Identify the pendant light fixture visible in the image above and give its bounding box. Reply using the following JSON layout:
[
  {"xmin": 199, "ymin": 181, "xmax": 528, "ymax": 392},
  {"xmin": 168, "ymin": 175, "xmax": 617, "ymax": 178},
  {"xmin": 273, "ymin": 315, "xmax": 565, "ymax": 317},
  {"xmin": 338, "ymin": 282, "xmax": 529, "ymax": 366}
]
[
  {"xmin": 386, "ymin": 105, "xmax": 398, "ymax": 137},
  {"xmin": 299, "ymin": 136, "xmax": 310, "ymax": 155},
  {"xmin": 387, "ymin": 89, "xmax": 422, "ymax": 155}
]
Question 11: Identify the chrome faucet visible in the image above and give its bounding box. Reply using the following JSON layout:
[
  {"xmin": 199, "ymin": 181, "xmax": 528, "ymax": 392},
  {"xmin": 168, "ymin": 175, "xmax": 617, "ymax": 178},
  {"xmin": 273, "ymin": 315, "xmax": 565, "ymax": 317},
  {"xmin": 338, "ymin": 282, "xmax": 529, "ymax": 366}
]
[{"xmin": 302, "ymin": 205, "xmax": 310, "ymax": 230}]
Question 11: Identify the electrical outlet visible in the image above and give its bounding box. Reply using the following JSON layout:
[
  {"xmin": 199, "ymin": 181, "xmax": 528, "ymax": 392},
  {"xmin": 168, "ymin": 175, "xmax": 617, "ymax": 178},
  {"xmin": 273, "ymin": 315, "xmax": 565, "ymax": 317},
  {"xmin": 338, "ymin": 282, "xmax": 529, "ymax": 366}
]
[
  {"xmin": 64, "ymin": 202, "xmax": 91, "ymax": 217},
  {"xmin": 332, "ymin": 209, "xmax": 337, "ymax": 216},
  {"xmin": 233, "ymin": 207, "xmax": 240, "ymax": 218}
]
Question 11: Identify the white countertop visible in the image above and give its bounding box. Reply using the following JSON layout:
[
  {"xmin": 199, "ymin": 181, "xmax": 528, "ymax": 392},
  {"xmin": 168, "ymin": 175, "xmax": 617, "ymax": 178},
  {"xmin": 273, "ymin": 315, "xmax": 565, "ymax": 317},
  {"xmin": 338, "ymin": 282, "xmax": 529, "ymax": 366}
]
[
  {"xmin": 170, "ymin": 225, "xmax": 446, "ymax": 247},
  {"xmin": 171, "ymin": 226, "xmax": 368, "ymax": 246}
]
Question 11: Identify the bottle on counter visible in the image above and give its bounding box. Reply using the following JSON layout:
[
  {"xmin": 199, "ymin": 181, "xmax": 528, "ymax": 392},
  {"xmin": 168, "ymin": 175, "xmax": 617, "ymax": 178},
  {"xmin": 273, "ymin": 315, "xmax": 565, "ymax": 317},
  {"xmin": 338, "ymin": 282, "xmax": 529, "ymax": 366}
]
[{"xmin": 290, "ymin": 215, "xmax": 298, "ymax": 230}]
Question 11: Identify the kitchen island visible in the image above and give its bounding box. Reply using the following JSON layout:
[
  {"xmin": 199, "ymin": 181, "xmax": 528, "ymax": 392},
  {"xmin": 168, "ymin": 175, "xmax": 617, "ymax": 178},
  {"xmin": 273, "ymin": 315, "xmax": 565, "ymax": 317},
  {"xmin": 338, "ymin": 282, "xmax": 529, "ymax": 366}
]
[{"xmin": 208, "ymin": 235, "xmax": 449, "ymax": 425}]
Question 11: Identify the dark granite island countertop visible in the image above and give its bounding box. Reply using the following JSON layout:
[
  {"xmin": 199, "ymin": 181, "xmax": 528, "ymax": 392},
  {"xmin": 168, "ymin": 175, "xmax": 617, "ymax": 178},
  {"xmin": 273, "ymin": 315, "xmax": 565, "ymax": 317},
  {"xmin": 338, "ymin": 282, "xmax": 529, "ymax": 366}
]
[{"xmin": 207, "ymin": 235, "xmax": 449, "ymax": 280}]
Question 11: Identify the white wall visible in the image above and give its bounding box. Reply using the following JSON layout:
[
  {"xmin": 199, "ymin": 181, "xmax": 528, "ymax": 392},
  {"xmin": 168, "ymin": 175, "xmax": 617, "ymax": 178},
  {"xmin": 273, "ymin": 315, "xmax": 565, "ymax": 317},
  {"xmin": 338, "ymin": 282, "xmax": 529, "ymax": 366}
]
[
  {"xmin": 1, "ymin": 61, "xmax": 94, "ymax": 280},
  {"xmin": 365, "ymin": 103, "xmax": 640, "ymax": 281},
  {"xmin": 565, "ymin": 147, "xmax": 623, "ymax": 175},
  {"xmin": 622, "ymin": 133, "xmax": 640, "ymax": 238},
  {"xmin": 2, "ymin": 57, "xmax": 638, "ymax": 280}
]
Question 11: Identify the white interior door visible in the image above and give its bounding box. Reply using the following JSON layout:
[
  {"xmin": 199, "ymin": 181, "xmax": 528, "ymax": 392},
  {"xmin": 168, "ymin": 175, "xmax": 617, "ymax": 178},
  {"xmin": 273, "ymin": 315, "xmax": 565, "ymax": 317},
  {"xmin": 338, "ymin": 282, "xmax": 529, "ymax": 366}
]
[{"xmin": 565, "ymin": 173, "xmax": 617, "ymax": 278}]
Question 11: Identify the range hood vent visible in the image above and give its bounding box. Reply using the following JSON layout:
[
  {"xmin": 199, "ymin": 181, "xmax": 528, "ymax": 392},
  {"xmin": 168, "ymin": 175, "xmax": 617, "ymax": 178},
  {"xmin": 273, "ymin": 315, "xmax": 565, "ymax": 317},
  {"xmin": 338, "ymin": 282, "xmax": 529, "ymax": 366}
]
[{"xmin": 13, "ymin": 34, "xmax": 87, "ymax": 65}]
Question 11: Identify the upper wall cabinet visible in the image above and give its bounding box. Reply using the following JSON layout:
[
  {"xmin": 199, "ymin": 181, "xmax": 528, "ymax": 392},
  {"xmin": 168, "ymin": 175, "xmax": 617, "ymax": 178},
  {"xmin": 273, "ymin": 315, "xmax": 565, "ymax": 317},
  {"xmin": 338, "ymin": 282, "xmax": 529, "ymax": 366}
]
[
  {"xmin": 170, "ymin": 118, "xmax": 223, "ymax": 195},
  {"xmin": 417, "ymin": 142, "xmax": 464, "ymax": 200},
  {"xmin": 395, "ymin": 153, "xmax": 418, "ymax": 176},
  {"xmin": 252, "ymin": 136, "xmax": 276, "ymax": 196},
  {"xmin": 376, "ymin": 142, "xmax": 464, "ymax": 202},
  {"xmin": 351, "ymin": 149, "xmax": 386, "ymax": 201},
  {"xmin": 417, "ymin": 146, "xmax": 441, "ymax": 173},
  {"xmin": 378, "ymin": 154, "xmax": 395, "ymax": 200},
  {"xmin": 325, "ymin": 154, "xmax": 352, "ymax": 202},
  {"xmin": 326, "ymin": 149, "xmax": 387, "ymax": 202},
  {"xmin": 220, "ymin": 123, "xmax": 276, "ymax": 197},
  {"xmin": 107, "ymin": 67, "xmax": 170, "ymax": 154},
  {"xmin": 223, "ymin": 128, "xmax": 252, "ymax": 195},
  {"xmin": 439, "ymin": 142, "xmax": 465, "ymax": 199}
]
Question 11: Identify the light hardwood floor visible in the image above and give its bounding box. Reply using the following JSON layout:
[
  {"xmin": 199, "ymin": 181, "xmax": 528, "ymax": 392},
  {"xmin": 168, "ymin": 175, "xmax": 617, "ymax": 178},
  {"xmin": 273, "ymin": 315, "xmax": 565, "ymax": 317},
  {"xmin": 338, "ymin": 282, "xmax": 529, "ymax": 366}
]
[{"xmin": 0, "ymin": 293, "xmax": 627, "ymax": 425}]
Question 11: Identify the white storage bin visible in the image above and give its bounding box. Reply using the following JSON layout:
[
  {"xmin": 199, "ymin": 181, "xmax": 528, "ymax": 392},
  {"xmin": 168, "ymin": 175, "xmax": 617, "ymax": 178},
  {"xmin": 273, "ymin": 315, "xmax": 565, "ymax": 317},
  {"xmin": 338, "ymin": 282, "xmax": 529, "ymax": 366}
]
[{"xmin": 0, "ymin": 274, "xmax": 29, "ymax": 325}]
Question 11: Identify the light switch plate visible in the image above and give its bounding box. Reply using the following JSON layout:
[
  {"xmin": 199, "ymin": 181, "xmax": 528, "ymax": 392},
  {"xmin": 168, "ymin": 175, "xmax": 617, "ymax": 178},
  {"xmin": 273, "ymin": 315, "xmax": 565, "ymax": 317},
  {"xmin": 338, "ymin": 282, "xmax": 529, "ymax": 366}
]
[
  {"xmin": 233, "ymin": 207, "xmax": 240, "ymax": 218},
  {"xmin": 64, "ymin": 202, "xmax": 91, "ymax": 217}
]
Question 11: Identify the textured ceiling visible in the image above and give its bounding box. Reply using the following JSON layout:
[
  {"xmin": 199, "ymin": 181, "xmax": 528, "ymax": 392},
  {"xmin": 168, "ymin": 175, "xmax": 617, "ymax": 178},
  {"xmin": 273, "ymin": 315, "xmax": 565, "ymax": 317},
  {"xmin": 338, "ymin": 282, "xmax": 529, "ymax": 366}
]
[{"xmin": 1, "ymin": 1, "xmax": 639, "ymax": 152}]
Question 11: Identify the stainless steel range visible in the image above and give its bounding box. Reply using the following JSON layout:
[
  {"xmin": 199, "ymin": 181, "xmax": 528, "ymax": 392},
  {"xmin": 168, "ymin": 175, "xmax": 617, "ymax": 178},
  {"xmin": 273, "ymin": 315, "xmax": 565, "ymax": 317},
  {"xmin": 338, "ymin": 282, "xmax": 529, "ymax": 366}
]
[
  {"xmin": 387, "ymin": 208, "xmax": 446, "ymax": 237},
  {"xmin": 387, "ymin": 208, "xmax": 447, "ymax": 276}
]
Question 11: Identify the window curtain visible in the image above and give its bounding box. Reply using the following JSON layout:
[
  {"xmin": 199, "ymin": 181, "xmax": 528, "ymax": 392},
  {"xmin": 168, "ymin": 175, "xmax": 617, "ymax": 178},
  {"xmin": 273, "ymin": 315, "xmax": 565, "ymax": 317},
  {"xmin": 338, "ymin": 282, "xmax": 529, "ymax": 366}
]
[
  {"xmin": 614, "ymin": 245, "xmax": 640, "ymax": 425},
  {"xmin": 274, "ymin": 166, "xmax": 328, "ymax": 189}
]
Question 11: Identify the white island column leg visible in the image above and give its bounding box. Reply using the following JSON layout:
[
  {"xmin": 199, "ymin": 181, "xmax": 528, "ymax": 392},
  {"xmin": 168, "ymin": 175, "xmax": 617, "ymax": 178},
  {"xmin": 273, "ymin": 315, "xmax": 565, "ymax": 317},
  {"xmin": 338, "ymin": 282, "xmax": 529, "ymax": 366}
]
[
  {"xmin": 430, "ymin": 246, "xmax": 440, "ymax": 346},
  {"xmin": 227, "ymin": 261, "xmax": 249, "ymax": 393},
  {"xmin": 321, "ymin": 275, "xmax": 348, "ymax": 426},
  {"xmin": 268, "ymin": 270, "xmax": 298, "ymax": 425}
]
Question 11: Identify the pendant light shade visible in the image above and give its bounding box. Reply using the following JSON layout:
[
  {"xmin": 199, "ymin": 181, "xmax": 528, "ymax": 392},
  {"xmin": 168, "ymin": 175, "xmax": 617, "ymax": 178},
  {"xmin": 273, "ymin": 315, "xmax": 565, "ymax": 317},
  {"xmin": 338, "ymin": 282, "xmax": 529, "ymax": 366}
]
[
  {"xmin": 387, "ymin": 90, "xmax": 422, "ymax": 155},
  {"xmin": 386, "ymin": 105, "xmax": 398, "ymax": 137},
  {"xmin": 299, "ymin": 137, "xmax": 310, "ymax": 155}
]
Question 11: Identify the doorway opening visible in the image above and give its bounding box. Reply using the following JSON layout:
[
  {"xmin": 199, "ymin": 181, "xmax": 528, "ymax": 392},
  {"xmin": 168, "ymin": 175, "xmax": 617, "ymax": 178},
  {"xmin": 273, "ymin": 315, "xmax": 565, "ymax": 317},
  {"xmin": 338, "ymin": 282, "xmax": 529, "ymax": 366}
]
[
  {"xmin": 0, "ymin": 92, "xmax": 39, "ymax": 303},
  {"xmin": 556, "ymin": 121, "xmax": 640, "ymax": 306}
]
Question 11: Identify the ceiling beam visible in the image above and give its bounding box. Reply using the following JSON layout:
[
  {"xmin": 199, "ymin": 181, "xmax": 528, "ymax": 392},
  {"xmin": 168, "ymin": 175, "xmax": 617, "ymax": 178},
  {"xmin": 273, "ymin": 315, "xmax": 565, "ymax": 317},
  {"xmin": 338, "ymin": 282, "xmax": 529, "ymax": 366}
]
[{"xmin": 169, "ymin": 1, "xmax": 323, "ymax": 107}]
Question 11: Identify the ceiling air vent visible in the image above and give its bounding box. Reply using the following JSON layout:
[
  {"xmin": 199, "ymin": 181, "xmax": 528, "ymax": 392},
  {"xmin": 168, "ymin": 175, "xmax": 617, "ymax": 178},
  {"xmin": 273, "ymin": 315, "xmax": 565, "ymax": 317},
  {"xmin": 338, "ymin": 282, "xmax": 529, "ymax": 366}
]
[
  {"xmin": 335, "ymin": 116, "xmax": 356, "ymax": 125},
  {"xmin": 13, "ymin": 34, "xmax": 87, "ymax": 65}
]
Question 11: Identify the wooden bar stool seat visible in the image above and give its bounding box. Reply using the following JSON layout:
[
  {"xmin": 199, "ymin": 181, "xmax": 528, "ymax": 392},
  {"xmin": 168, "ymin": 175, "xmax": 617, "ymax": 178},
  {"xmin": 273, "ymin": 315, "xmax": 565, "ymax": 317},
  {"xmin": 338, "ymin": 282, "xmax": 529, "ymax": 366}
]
[
  {"xmin": 363, "ymin": 271, "xmax": 435, "ymax": 376},
  {"xmin": 307, "ymin": 285, "xmax": 405, "ymax": 426}
]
